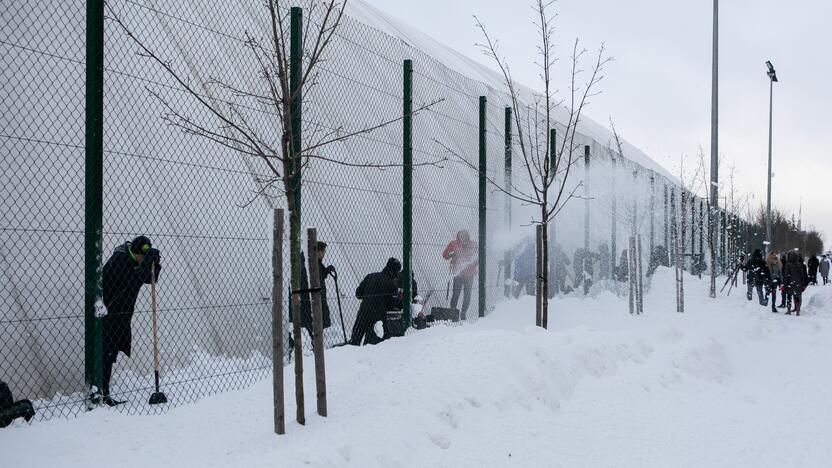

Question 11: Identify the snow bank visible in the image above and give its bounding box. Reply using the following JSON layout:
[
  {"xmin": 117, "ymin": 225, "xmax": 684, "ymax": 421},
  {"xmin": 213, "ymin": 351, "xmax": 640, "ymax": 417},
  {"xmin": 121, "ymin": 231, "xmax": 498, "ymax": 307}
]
[{"xmin": 4, "ymin": 279, "xmax": 832, "ymax": 467}]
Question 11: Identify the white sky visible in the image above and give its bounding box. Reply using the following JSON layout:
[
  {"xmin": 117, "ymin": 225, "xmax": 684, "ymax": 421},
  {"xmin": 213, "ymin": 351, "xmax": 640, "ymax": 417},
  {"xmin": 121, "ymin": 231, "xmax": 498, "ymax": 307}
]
[{"xmin": 363, "ymin": 0, "xmax": 831, "ymax": 245}]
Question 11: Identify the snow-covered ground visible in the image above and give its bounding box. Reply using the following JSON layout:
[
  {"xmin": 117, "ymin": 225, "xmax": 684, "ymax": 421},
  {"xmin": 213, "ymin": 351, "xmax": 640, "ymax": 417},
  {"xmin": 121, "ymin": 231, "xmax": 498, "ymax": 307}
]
[{"xmin": 3, "ymin": 267, "xmax": 832, "ymax": 468}]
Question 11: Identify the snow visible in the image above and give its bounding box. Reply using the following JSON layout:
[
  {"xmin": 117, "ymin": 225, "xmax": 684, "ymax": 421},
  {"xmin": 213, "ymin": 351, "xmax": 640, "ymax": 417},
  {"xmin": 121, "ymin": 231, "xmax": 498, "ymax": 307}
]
[{"xmin": 3, "ymin": 270, "xmax": 832, "ymax": 467}]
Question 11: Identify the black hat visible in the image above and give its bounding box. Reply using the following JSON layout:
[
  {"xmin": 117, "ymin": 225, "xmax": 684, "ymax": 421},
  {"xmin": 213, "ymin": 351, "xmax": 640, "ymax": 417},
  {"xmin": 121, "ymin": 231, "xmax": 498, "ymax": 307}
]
[
  {"xmin": 130, "ymin": 236, "xmax": 152, "ymax": 254},
  {"xmin": 316, "ymin": 241, "xmax": 328, "ymax": 250}
]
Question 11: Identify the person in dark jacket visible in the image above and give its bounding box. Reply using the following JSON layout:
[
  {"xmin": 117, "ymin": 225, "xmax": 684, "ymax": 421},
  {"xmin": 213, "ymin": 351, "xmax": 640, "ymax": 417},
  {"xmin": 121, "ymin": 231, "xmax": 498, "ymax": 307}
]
[
  {"xmin": 783, "ymin": 250, "xmax": 809, "ymax": 315},
  {"xmin": 777, "ymin": 252, "xmax": 789, "ymax": 308},
  {"xmin": 739, "ymin": 254, "xmax": 747, "ymax": 285},
  {"xmin": 298, "ymin": 242, "xmax": 334, "ymax": 341},
  {"xmin": 647, "ymin": 245, "xmax": 670, "ymax": 277},
  {"xmin": 807, "ymin": 254, "xmax": 820, "ymax": 285},
  {"xmin": 573, "ymin": 248, "xmax": 597, "ymax": 294},
  {"xmin": 615, "ymin": 249, "xmax": 629, "ymax": 283},
  {"xmin": 598, "ymin": 242, "xmax": 611, "ymax": 280},
  {"xmin": 349, "ymin": 258, "xmax": 402, "ymax": 346},
  {"xmin": 742, "ymin": 249, "xmax": 769, "ymax": 306},
  {"xmin": 383, "ymin": 270, "xmax": 419, "ymax": 340},
  {"xmin": 99, "ymin": 236, "xmax": 161, "ymax": 406},
  {"xmin": 766, "ymin": 251, "xmax": 783, "ymax": 313},
  {"xmin": 553, "ymin": 243, "xmax": 571, "ymax": 295},
  {"xmin": 820, "ymin": 255, "xmax": 830, "ymax": 285},
  {"xmin": 513, "ymin": 239, "xmax": 535, "ymax": 297}
]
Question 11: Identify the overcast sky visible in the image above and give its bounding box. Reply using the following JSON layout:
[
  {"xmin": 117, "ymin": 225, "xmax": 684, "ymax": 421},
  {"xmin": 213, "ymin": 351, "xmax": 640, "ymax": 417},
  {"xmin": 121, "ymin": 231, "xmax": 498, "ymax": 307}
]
[{"xmin": 363, "ymin": 0, "xmax": 831, "ymax": 246}]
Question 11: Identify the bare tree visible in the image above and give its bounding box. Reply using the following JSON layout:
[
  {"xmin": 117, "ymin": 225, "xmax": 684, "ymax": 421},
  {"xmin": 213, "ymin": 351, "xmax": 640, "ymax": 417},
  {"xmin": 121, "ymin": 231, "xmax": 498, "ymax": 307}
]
[
  {"xmin": 108, "ymin": 0, "xmax": 443, "ymax": 425},
  {"xmin": 438, "ymin": 0, "xmax": 611, "ymax": 328}
]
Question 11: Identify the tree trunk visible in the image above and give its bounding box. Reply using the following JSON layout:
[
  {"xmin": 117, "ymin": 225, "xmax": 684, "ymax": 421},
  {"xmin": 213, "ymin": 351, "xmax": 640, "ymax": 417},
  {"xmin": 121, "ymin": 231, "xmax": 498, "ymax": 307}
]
[
  {"xmin": 541, "ymin": 216, "xmax": 550, "ymax": 329},
  {"xmin": 535, "ymin": 224, "xmax": 543, "ymax": 327},
  {"xmin": 272, "ymin": 209, "xmax": 285, "ymax": 434},
  {"xmin": 306, "ymin": 229, "xmax": 327, "ymax": 417},
  {"xmin": 286, "ymin": 189, "xmax": 305, "ymax": 425}
]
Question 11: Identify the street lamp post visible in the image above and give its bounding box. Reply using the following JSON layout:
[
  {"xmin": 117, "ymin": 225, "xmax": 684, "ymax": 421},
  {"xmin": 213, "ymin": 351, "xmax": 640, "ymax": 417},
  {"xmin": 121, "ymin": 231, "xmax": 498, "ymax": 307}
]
[
  {"xmin": 709, "ymin": 0, "xmax": 718, "ymax": 298},
  {"xmin": 765, "ymin": 60, "xmax": 778, "ymax": 256}
]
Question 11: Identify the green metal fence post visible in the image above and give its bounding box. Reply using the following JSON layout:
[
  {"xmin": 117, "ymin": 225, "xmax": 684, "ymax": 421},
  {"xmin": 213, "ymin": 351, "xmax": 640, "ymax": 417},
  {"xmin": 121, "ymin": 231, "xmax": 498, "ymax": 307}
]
[
  {"xmin": 402, "ymin": 59, "xmax": 413, "ymax": 327},
  {"xmin": 721, "ymin": 209, "xmax": 727, "ymax": 273},
  {"xmin": 503, "ymin": 107, "xmax": 512, "ymax": 297},
  {"xmin": 584, "ymin": 145, "xmax": 590, "ymax": 250},
  {"xmin": 290, "ymin": 7, "xmax": 303, "ymax": 228},
  {"xmin": 84, "ymin": 0, "xmax": 105, "ymax": 392},
  {"xmin": 549, "ymin": 128, "xmax": 557, "ymax": 293},
  {"xmin": 478, "ymin": 96, "xmax": 487, "ymax": 318}
]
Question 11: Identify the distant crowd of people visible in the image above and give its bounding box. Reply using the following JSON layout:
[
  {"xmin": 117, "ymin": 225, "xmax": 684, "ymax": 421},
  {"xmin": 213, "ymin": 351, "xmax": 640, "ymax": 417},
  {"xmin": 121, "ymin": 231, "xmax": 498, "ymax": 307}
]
[
  {"xmin": 738, "ymin": 248, "xmax": 829, "ymax": 315},
  {"xmin": 511, "ymin": 238, "xmax": 684, "ymax": 298}
]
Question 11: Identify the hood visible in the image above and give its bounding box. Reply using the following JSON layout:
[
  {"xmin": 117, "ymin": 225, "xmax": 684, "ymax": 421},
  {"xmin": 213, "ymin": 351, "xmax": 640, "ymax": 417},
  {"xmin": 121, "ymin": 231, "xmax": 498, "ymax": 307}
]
[
  {"xmin": 751, "ymin": 249, "xmax": 763, "ymax": 262},
  {"xmin": 113, "ymin": 242, "xmax": 130, "ymax": 255},
  {"xmin": 456, "ymin": 230, "xmax": 471, "ymax": 244},
  {"xmin": 383, "ymin": 257, "xmax": 402, "ymax": 276},
  {"xmin": 787, "ymin": 251, "xmax": 798, "ymax": 263}
]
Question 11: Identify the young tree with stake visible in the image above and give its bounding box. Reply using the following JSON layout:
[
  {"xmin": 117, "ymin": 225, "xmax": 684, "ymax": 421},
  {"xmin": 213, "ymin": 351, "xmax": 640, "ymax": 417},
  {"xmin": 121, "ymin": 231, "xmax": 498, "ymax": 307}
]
[{"xmin": 439, "ymin": 0, "xmax": 611, "ymax": 328}]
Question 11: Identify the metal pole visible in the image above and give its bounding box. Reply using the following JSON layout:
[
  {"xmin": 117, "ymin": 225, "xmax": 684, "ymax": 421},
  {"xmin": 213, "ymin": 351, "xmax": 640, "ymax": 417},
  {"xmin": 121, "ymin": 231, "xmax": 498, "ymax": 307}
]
[
  {"xmin": 504, "ymin": 107, "xmax": 512, "ymax": 297},
  {"xmin": 289, "ymin": 6, "xmax": 305, "ymax": 426},
  {"xmin": 549, "ymin": 128, "xmax": 556, "ymax": 296},
  {"xmin": 402, "ymin": 59, "xmax": 413, "ymax": 326},
  {"xmin": 670, "ymin": 188, "xmax": 676, "ymax": 267},
  {"xmin": 663, "ymin": 184, "xmax": 669, "ymax": 260},
  {"xmin": 478, "ymin": 96, "xmax": 487, "ymax": 318},
  {"xmin": 290, "ymin": 7, "xmax": 303, "ymax": 230},
  {"xmin": 709, "ymin": 0, "xmax": 719, "ymax": 297},
  {"xmin": 690, "ymin": 195, "xmax": 695, "ymax": 257},
  {"xmin": 611, "ymin": 155, "xmax": 617, "ymax": 278},
  {"xmin": 84, "ymin": 0, "xmax": 105, "ymax": 393},
  {"xmin": 584, "ymin": 145, "xmax": 590, "ymax": 251},
  {"xmin": 649, "ymin": 175, "xmax": 655, "ymax": 256},
  {"xmin": 681, "ymin": 190, "xmax": 687, "ymax": 269},
  {"xmin": 766, "ymin": 77, "xmax": 774, "ymax": 256}
]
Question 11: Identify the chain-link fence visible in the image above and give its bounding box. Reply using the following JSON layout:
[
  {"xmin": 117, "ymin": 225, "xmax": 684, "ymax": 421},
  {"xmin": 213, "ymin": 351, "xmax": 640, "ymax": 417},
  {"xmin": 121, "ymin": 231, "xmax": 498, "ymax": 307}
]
[{"xmin": 2, "ymin": 0, "xmax": 758, "ymax": 421}]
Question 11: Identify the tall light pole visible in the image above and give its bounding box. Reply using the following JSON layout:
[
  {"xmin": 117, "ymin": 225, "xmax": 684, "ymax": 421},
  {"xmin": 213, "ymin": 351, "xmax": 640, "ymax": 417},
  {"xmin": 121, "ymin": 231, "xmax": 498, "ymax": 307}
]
[
  {"xmin": 765, "ymin": 60, "xmax": 778, "ymax": 256},
  {"xmin": 709, "ymin": 0, "xmax": 719, "ymax": 298}
]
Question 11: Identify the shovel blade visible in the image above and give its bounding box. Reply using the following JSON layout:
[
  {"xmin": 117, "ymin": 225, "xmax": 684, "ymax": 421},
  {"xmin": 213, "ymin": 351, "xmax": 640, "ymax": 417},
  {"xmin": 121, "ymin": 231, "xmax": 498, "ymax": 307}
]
[{"xmin": 149, "ymin": 392, "xmax": 168, "ymax": 405}]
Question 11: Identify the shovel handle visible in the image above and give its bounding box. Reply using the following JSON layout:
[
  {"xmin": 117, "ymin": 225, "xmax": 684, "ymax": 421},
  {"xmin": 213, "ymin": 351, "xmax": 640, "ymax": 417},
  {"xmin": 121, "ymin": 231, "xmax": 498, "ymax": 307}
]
[{"xmin": 150, "ymin": 262, "xmax": 160, "ymax": 375}]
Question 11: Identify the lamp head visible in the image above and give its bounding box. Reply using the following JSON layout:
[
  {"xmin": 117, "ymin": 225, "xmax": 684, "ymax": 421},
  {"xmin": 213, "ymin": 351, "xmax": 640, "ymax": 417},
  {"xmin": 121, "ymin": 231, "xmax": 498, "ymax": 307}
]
[{"xmin": 766, "ymin": 60, "xmax": 778, "ymax": 82}]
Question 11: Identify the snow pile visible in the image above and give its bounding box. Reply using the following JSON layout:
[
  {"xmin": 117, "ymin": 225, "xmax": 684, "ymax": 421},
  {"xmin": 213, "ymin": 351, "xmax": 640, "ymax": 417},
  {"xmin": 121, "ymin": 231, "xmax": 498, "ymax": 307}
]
[{"xmin": 3, "ymin": 273, "xmax": 832, "ymax": 467}]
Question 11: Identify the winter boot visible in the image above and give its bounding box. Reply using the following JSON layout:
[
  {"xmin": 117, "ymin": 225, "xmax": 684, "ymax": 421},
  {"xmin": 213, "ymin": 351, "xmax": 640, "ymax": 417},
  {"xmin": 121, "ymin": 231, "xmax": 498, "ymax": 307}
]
[{"xmin": 795, "ymin": 299, "xmax": 801, "ymax": 317}]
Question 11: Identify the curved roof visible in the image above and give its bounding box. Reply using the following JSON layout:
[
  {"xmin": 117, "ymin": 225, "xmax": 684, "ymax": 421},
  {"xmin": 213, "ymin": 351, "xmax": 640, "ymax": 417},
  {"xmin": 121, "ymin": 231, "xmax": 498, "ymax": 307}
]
[{"xmin": 346, "ymin": 0, "xmax": 677, "ymax": 183}]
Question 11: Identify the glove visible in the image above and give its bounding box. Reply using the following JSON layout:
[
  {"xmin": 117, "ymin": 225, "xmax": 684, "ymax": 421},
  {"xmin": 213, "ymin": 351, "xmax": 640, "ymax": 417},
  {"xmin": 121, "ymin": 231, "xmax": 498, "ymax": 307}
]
[
  {"xmin": 94, "ymin": 299, "xmax": 107, "ymax": 318},
  {"xmin": 447, "ymin": 250, "xmax": 456, "ymax": 258},
  {"xmin": 143, "ymin": 248, "xmax": 161, "ymax": 265}
]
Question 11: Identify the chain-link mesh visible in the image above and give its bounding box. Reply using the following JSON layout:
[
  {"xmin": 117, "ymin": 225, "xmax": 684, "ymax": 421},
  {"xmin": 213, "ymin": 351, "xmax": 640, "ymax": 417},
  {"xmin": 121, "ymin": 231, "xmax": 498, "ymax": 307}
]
[{"xmin": 2, "ymin": 0, "xmax": 755, "ymax": 421}]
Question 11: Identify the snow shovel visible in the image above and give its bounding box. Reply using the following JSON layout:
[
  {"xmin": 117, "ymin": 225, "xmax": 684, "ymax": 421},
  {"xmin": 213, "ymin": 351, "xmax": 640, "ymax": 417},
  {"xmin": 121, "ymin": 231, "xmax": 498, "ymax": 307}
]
[
  {"xmin": 148, "ymin": 263, "xmax": 167, "ymax": 405},
  {"xmin": 331, "ymin": 270, "xmax": 348, "ymax": 345}
]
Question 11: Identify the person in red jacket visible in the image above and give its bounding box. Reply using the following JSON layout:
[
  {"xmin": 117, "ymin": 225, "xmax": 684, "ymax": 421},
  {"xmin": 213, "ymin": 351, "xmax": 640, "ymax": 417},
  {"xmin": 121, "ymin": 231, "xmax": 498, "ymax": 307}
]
[{"xmin": 442, "ymin": 230, "xmax": 478, "ymax": 319}]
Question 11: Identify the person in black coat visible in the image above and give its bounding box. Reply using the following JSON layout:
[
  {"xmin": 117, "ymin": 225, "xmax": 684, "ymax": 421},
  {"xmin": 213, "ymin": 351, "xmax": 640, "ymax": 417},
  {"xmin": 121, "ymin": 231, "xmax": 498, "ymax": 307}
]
[
  {"xmin": 349, "ymin": 258, "xmax": 402, "ymax": 346},
  {"xmin": 742, "ymin": 249, "xmax": 770, "ymax": 306},
  {"xmin": 383, "ymin": 270, "xmax": 419, "ymax": 339},
  {"xmin": 100, "ymin": 236, "xmax": 161, "ymax": 406},
  {"xmin": 783, "ymin": 250, "xmax": 809, "ymax": 315},
  {"xmin": 807, "ymin": 254, "xmax": 820, "ymax": 285},
  {"xmin": 298, "ymin": 242, "xmax": 334, "ymax": 341},
  {"xmin": 647, "ymin": 245, "xmax": 670, "ymax": 277}
]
